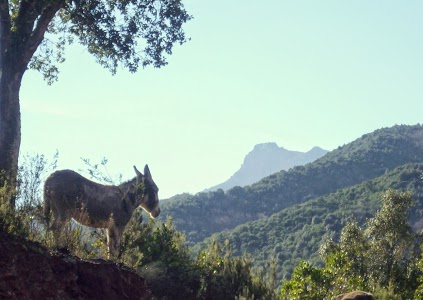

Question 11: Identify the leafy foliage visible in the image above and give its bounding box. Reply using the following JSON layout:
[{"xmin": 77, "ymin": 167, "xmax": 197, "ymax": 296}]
[
  {"xmin": 120, "ymin": 213, "xmax": 276, "ymax": 299},
  {"xmin": 365, "ymin": 190, "xmax": 419, "ymax": 293},
  {"xmin": 280, "ymin": 189, "xmax": 422, "ymax": 300},
  {"xmin": 279, "ymin": 261, "xmax": 330, "ymax": 300},
  {"xmin": 120, "ymin": 214, "xmax": 204, "ymax": 299},
  {"xmin": 196, "ymin": 240, "xmax": 276, "ymax": 300},
  {"xmin": 64, "ymin": 0, "xmax": 192, "ymax": 73},
  {"xmin": 2, "ymin": 0, "xmax": 192, "ymax": 83}
]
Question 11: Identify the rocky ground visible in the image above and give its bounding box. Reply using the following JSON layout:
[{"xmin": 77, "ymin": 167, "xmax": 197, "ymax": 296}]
[{"xmin": 0, "ymin": 229, "xmax": 151, "ymax": 300}]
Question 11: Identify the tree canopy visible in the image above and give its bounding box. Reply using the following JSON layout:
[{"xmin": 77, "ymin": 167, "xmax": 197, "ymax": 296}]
[{"xmin": 2, "ymin": 0, "xmax": 191, "ymax": 82}]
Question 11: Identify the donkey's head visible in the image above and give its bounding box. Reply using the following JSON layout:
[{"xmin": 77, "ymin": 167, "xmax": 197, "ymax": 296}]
[{"xmin": 133, "ymin": 165, "xmax": 160, "ymax": 218}]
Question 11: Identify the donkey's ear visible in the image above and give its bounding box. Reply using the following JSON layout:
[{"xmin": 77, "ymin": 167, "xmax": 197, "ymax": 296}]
[
  {"xmin": 134, "ymin": 165, "xmax": 143, "ymax": 177},
  {"xmin": 144, "ymin": 164, "xmax": 152, "ymax": 178}
]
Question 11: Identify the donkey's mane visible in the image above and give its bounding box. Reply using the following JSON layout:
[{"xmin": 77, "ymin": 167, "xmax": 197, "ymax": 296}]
[{"xmin": 119, "ymin": 177, "xmax": 137, "ymax": 189}]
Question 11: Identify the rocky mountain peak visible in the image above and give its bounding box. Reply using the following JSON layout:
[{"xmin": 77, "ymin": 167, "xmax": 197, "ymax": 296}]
[{"xmin": 207, "ymin": 143, "xmax": 328, "ymax": 192}]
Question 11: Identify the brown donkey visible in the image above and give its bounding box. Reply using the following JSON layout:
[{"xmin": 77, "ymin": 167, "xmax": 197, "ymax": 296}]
[{"xmin": 44, "ymin": 165, "xmax": 160, "ymax": 257}]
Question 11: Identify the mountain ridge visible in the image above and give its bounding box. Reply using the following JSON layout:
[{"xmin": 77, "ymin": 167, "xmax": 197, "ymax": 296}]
[
  {"xmin": 161, "ymin": 124, "xmax": 423, "ymax": 245},
  {"xmin": 206, "ymin": 143, "xmax": 328, "ymax": 192}
]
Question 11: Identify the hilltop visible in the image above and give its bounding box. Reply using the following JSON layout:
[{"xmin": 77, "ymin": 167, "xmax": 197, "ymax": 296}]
[{"xmin": 206, "ymin": 143, "xmax": 328, "ymax": 192}]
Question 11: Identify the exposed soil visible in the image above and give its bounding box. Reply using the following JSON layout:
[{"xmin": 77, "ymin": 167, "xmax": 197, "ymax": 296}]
[{"xmin": 0, "ymin": 229, "xmax": 151, "ymax": 300}]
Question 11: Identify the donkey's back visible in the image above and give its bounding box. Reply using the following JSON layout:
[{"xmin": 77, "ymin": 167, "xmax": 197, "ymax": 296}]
[{"xmin": 44, "ymin": 170, "xmax": 122, "ymax": 228}]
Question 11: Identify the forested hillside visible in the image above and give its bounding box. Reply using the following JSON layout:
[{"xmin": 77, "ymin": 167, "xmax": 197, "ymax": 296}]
[
  {"xmin": 198, "ymin": 163, "xmax": 423, "ymax": 281},
  {"xmin": 160, "ymin": 125, "xmax": 423, "ymax": 244}
]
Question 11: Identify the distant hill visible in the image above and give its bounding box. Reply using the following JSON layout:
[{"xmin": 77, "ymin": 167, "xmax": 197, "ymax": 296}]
[
  {"xmin": 160, "ymin": 124, "xmax": 423, "ymax": 245},
  {"xmin": 198, "ymin": 163, "xmax": 423, "ymax": 281},
  {"xmin": 206, "ymin": 143, "xmax": 328, "ymax": 192}
]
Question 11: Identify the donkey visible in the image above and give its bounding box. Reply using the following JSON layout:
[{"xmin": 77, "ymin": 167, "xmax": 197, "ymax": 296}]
[
  {"xmin": 44, "ymin": 165, "xmax": 160, "ymax": 258},
  {"xmin": 335, "ymin": 291, "xmax": 375, "ymax": 300}
]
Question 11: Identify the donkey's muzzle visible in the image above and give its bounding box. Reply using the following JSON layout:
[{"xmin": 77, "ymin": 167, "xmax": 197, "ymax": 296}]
[{"xmin": 151, "ymin": 207, "xmax": 161, "ymax": 218}]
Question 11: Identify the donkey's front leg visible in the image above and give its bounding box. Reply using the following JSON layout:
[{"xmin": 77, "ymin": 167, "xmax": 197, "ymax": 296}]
[{"xmin": 106, "ymin": 223, "xmax": 124, "ymax": 259}]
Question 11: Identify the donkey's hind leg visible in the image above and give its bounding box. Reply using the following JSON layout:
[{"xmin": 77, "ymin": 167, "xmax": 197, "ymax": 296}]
[{"xmin": 50, "ymin": 214, "xmax": 66, "ymax": 248}]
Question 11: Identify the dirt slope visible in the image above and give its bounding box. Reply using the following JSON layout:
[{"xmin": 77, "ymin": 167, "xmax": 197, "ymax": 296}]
[{"xmin": 0, "ymin": 230, "xmax": 151, "ymax": 300}]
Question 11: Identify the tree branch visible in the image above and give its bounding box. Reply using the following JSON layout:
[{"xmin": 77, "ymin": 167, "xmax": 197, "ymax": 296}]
[
  {"xmin": 15, "ymin": 0, "xmax": 39, "ymax": 37},
  {"xmin": 20, "ymin": 1, "xmax": 65, "ymax": 71}
]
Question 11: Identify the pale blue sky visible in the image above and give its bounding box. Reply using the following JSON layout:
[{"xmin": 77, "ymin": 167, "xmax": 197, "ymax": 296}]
[{"xmin": 19, "ymin": 1, "xmax": 423, "ymax": 198}]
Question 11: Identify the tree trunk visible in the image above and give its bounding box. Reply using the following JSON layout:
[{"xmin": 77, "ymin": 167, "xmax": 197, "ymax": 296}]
[
  {"xmin": 0, "ymin": 61, "xmax": 23, "ymax": 207},
  {"xmin": 0, "ymin": 1, "xmax": 63, "ymax": 208}
]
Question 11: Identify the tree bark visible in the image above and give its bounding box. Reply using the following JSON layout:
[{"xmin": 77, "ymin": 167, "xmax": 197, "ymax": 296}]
[
  {"xmin": 0, "ymin": 0, "xmax": 20, "ymax": 207},
  {"xmin": 0, "ymin": 51, "xmax": 24, "ymax": 207}
]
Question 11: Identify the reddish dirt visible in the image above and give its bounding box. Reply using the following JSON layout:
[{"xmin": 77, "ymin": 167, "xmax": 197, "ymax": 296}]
[{"xmin": 0, "ymin": 229, "xmax": 151, "ymax": 300}]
